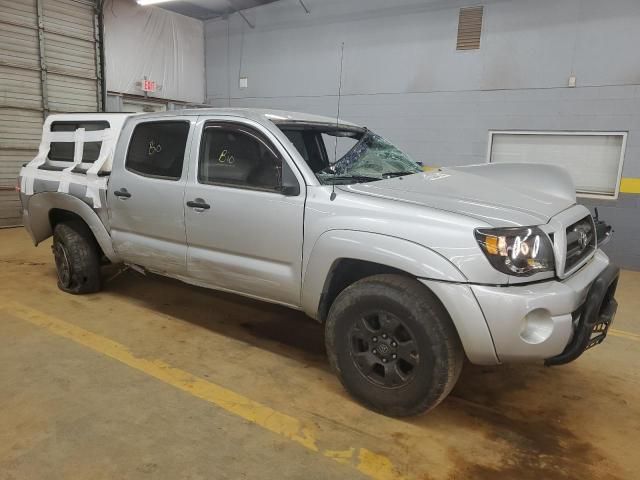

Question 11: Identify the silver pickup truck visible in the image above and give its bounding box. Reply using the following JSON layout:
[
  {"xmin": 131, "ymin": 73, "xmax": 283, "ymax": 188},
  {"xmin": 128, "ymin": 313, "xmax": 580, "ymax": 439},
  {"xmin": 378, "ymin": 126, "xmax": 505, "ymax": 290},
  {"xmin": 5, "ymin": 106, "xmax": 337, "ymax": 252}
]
[{"xmin": 18, "ymin": 108, "xmax": 619, "ymax": 416}]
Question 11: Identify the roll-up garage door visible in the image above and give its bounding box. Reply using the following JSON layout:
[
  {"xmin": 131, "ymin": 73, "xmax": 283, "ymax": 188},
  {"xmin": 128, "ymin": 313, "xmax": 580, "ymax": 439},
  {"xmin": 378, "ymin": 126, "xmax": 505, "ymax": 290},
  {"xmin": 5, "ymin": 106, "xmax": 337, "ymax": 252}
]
[{"xmin": 0, "ymin": 0, "xmax": 103, "ymax": 227}]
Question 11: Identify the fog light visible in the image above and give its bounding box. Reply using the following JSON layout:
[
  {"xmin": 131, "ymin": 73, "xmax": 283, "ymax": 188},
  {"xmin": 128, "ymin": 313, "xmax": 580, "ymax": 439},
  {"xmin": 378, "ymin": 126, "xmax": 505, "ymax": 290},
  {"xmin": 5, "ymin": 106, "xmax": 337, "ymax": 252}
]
[{"xmin": 520, "ymin": 309, "xmax": 554, "ymax": 344}]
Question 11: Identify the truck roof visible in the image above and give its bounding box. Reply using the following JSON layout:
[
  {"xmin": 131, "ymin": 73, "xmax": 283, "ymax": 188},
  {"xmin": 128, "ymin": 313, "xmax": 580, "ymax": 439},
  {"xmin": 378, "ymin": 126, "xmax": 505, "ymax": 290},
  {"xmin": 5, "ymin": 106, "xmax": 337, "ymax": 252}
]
[
  {"xmin": 24, "ymin": 108, "xmax": 360, "ymax": 197},
  {"xmin": 45, "ymin": 108, "xmax": 358, "ymax": 128}
]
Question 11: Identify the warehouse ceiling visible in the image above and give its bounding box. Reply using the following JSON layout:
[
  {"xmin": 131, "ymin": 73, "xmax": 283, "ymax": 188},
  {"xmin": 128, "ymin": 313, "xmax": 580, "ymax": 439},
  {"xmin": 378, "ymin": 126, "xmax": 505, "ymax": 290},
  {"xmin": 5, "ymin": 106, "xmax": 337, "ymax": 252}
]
[{"xmin": 155, "ymin": 0, "xmax": 281, "ymax": 20}]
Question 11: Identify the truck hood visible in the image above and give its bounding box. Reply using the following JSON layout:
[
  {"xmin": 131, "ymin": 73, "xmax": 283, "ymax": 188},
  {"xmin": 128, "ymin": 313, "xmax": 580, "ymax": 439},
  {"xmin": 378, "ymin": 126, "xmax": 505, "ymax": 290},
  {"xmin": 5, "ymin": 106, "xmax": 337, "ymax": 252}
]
[{"xmin": 340, "ymin": 163, "xmax": 577, "ymax": 227}]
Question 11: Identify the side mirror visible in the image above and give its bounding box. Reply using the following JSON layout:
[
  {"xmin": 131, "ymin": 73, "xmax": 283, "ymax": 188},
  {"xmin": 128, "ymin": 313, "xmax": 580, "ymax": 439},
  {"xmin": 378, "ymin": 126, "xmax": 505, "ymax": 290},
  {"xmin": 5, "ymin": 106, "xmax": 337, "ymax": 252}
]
[{"xmin": 278, "ymin": 184, "xmax": 300, "ymax": 196}]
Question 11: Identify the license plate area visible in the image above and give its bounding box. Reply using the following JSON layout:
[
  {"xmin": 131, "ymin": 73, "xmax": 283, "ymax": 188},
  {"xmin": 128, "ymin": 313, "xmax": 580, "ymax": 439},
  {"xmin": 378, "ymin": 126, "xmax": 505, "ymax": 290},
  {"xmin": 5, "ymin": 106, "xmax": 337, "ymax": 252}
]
[
  {"xmin": 545, "ymin": 264, "xmax": 619, "ymax": 366},
  {"xmin": 586, "ymin": 296, "xmax": 617, "ymax": 350}
]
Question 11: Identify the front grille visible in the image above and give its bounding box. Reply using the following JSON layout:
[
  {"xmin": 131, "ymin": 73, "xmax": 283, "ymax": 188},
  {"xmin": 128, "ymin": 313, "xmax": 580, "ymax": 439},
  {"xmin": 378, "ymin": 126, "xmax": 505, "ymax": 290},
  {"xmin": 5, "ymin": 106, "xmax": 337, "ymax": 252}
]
[{"xmin": 565, "ymin": 215, "xmax": 596, "ymax": 271}]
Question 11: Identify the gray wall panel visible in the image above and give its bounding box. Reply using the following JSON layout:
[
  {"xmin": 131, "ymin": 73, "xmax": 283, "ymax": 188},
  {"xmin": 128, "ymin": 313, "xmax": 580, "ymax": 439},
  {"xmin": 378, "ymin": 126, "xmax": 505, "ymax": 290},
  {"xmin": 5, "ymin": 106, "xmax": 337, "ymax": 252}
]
[
  {"xmin": 0, "ymin": 190, "xmax": 22, "ymax": 228},
  {"xmin": 0, "ymin": 22, "xmax": 40, "ymax": 68},
  {"xmin": 224, "ymin": 85, "xmax": 640, "ymax": 173},
  {"xmin": 205, "ymin": 0, "xmax": 640, "ymax": 269},
  {"xmin": 581, "ymin": 196, "xmax": 640, "ymax": 269}
]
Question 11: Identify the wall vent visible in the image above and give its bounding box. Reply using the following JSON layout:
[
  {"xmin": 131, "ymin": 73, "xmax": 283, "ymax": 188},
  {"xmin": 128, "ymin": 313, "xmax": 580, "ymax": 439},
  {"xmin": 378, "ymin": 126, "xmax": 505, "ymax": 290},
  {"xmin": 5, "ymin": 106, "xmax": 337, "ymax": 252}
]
[{"xmin": 456, "ymin": 6, "xmax": 483, "ymax": 50}]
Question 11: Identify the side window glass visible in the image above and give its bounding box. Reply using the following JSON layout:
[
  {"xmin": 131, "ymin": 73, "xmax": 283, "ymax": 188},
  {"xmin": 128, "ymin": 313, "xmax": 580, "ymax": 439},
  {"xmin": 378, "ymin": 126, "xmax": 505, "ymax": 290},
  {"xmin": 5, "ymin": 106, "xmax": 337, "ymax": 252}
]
[
  {"xmin": 49, "ymin": 121, "xmax": 109, "ymax": 163},
  {"xmin": 199, "ymin": 126, "xmax": 283, "ymax": 191},
  {"xmin": 126, "ymin": 121, "xmax": 190, "ymax": 180},
  {"xmin": 281, "ymin": 129, "xmax": 327, "ymax": 173},
  {"xmin": 283, "ymin": 130, "xmax": 309, "ymax": 163}
]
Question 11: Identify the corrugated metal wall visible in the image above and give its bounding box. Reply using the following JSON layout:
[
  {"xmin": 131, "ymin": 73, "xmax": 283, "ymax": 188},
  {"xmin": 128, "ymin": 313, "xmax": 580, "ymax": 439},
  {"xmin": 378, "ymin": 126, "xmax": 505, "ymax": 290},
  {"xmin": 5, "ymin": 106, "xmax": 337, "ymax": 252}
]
[{"xmin": 0, "ymin": 0, "xmax": 103, "ymax": 227}]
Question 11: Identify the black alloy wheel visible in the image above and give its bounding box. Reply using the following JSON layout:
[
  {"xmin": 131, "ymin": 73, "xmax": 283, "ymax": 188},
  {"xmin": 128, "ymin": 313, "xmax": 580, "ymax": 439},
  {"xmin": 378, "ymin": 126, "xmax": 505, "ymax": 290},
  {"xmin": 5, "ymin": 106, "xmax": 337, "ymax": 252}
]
[
  {"xmin": 349, "ymin": 310, "xmax": 419, "ymax": 388},
  {"xmin": 325, "ymin": 274, "xmax": 464, "ymax": 417}
]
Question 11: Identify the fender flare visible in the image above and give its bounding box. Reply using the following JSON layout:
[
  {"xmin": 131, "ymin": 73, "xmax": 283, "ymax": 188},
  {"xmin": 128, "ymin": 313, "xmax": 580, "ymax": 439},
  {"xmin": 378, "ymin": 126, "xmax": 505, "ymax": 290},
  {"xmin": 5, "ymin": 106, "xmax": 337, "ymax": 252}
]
[
  {"xmin": 301, "ymin": 229, "xmax": 466, "ymax": 318},
  {"xmin": 301, "ymin": 229, "xmax": 499, "ymax": 364},
  {"xmin": 25, "ymin": 192, "xmax": 121, "ymax": 263}
]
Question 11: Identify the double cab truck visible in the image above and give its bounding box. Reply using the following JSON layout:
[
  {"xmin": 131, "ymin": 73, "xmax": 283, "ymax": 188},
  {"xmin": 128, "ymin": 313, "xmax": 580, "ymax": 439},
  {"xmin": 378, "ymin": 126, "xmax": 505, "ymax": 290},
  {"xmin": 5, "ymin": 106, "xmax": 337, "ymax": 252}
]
[{"xmin": 18, "ymin": 109, "xmax": 619, "ymax": 416}]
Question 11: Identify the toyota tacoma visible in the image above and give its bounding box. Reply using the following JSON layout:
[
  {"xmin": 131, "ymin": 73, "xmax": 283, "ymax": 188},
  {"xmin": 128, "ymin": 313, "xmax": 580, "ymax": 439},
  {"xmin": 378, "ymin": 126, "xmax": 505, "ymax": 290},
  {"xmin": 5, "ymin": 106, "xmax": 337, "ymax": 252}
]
[{"xmin": 18, "ymin": 108, "xmax": 618, "ymax": 416}]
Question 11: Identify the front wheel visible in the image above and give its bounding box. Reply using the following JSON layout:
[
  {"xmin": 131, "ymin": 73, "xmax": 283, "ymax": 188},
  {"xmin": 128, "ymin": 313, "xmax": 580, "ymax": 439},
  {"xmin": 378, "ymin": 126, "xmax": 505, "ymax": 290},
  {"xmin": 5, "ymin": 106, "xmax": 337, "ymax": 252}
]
[{"xmin": 325, "ymin": 274, "xmax": 463, "ymax": 417}]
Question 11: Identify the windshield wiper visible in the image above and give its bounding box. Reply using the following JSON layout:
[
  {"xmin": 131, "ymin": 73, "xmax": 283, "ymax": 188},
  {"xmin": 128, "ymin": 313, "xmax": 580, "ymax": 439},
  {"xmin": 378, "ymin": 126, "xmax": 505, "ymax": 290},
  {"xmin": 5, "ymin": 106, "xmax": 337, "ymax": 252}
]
[
  {"xmin": 322, "ymin": 175, "xmax": 379, "ymax": 184},
  {"xmin": 381, "ymin": 171, "xmax": 419, "ymax": 178}
]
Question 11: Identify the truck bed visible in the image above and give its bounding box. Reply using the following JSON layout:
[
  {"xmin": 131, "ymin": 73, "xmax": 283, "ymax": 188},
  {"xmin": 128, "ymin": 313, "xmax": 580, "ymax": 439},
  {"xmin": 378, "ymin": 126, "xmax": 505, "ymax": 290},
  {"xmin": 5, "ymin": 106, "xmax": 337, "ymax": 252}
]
[{"xmin": 19, "ymin": 113, "xmax": 133, "ymax": 209}]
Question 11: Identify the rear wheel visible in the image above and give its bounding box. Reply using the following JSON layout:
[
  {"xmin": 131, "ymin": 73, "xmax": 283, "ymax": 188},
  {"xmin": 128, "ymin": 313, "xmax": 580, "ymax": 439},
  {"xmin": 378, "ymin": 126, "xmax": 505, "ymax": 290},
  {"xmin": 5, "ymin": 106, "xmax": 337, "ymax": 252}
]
[
  {"xmin": 325, "ymin": 274, "xmax": 463, "ymax": 417},
  {"xmin": 52, "ymin": 221, "xmax": 102, "ymax": 294}
]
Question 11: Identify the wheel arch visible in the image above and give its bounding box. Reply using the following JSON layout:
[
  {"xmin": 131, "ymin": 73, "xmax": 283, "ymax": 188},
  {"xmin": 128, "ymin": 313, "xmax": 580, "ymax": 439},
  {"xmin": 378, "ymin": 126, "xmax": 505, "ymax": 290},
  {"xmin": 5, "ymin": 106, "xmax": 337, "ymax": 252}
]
[
  {"xmin": 301, "ymin": 230, "xmax": 466, "ymax": 322},
  {"xmin": 24, "ymin": 192, "xmax": 120, "ymax": 263}
]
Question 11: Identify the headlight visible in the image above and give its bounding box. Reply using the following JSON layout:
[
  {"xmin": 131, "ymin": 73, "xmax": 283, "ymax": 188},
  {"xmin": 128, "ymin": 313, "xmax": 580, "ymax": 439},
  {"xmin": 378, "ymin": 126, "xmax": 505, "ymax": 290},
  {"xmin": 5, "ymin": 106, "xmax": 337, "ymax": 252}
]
[{"xmin": 474, "ymin": 226, "xmax": 555, "ymax": 277}]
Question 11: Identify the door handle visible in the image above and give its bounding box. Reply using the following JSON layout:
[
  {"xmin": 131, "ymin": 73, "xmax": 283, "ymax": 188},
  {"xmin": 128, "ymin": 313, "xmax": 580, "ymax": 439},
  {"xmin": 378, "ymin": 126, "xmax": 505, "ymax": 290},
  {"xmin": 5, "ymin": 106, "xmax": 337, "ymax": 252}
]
[
  {"xmin": 186, "ymin": 199, "xmax": 211, "ymax": 210},
  {"xmin": 113, "ymin": 188, "xmax": 131, "ymax": 199}
]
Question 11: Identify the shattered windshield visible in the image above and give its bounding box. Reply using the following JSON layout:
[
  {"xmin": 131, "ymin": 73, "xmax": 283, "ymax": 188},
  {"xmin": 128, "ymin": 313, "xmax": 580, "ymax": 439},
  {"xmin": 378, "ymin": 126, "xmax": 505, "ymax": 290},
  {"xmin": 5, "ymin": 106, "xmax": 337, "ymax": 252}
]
[
  {"xmin": 317, "ymin": 130, "xmax": 421, "ymax": 184},
  {"xmin": 277, "ymin": 123, "xmax": 422, "ymax": 185}
]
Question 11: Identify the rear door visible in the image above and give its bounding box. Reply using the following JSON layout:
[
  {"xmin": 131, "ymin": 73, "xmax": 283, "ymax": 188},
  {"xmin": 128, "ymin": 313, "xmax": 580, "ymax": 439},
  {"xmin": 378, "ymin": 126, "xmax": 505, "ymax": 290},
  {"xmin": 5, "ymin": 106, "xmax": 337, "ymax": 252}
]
[
  {"xmin": 108, "ymin": 116, "xmax": 195, "ymax": 275},
  {"xmin": 184, "ymin": 117, "xmax": 306, "ymax": 307}
]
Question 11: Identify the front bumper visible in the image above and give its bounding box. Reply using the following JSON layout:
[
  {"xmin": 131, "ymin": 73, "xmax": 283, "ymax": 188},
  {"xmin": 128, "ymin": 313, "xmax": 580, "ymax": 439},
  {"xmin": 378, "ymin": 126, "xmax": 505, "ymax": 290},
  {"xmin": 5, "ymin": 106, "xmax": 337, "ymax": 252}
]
[
  {"xmin": 544, "ymin": 262, "xmax": 618, "ymax": 365},
  {"xmin": 470, "ymin": 249, "xmax": 618, "ymax": 363}
]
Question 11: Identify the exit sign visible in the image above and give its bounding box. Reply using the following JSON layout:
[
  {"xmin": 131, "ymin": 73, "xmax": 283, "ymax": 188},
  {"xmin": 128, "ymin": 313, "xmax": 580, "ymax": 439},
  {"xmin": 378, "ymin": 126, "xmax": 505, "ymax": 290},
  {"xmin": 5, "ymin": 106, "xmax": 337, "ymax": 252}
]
[{"xmin": 142, "ymin": 79, "xmax": 157, "ymax": 92}]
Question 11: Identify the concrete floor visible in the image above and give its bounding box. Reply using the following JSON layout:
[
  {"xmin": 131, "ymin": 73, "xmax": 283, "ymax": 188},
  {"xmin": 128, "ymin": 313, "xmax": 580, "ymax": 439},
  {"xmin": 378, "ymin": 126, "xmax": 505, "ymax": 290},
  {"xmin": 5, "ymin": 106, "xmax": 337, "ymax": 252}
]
[{"xmin": 1, "ymin": 227, "xmax": 639, "ymax": 480}]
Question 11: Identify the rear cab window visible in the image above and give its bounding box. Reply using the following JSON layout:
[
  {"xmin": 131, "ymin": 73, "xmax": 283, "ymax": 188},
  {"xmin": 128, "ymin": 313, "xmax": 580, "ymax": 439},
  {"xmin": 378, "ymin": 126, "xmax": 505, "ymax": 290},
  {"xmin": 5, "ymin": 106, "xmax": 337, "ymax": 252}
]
[
  {"xmin": 49, "ymin": 121, "xmax": 110, "ymax": 163},
  {"xmin": 125, "ymin": 121, "xmax": 190, "ymax": 180}
]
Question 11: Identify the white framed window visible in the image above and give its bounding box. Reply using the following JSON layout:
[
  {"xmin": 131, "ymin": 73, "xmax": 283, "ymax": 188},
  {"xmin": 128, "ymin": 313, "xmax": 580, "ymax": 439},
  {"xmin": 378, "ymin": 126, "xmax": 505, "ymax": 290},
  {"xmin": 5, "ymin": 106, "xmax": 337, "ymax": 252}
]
[{"xmin": 487, "ymin": 131, "xmax": 627, "ymax": 199}]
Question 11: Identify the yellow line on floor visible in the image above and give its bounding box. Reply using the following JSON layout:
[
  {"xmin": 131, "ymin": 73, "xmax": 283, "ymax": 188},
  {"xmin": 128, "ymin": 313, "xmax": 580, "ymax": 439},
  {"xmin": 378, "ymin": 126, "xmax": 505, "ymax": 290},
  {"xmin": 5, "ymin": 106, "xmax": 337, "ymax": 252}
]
[
  {"xmin": 3, "ymin": 301, "xmax": 405, "ymax": 480},
  {"xmin": 609, "ymin": 328, "xmax": 640, "ymax": 341}
]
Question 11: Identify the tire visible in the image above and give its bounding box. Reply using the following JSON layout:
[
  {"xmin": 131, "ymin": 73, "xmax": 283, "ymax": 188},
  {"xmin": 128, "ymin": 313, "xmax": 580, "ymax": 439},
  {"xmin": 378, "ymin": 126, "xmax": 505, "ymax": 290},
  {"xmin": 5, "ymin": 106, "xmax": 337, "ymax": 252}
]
[
  {"xmin": 52, "ymin": 221, "xmax": 102, "ymax": 294},
  {"xmin": 325, "ymin": 274, "xmax": 463, "ymax": 417}
]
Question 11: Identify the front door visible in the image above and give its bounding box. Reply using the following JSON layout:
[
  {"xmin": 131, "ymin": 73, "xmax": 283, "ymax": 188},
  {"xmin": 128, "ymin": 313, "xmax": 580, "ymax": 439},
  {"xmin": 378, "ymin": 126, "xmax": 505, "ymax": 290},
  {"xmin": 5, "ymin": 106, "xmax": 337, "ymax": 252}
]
[
  {"xmin": 184, "ymin": 119, "xmax": 305, "ymax": 307},
  {"xmin": 108, "ymin": 118, "xmax": 194, "ymax": 275}
]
